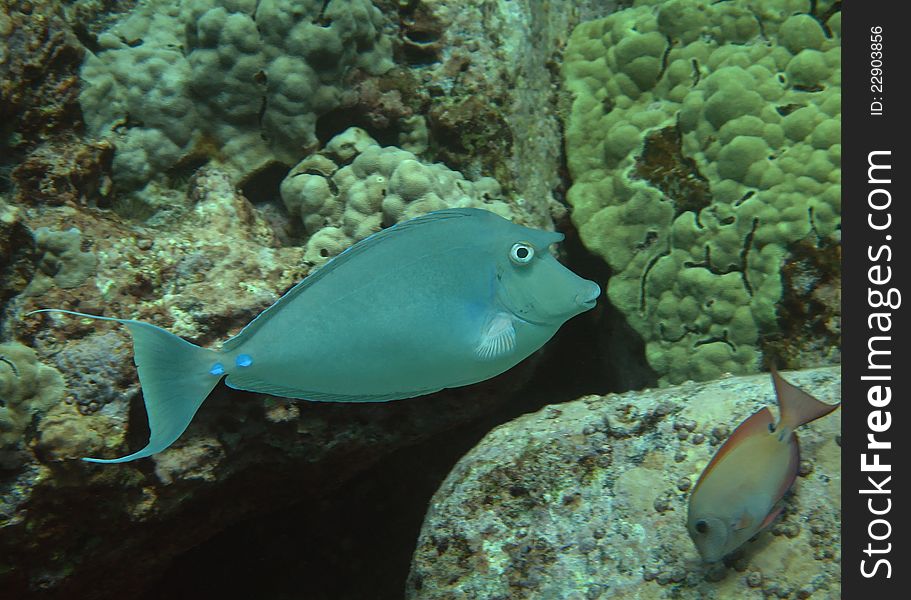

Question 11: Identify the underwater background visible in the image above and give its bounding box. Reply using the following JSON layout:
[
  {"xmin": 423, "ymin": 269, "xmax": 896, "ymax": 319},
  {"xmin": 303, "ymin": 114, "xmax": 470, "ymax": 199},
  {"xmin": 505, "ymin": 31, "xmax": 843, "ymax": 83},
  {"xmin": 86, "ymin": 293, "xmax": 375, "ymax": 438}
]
[{"xmin": 1, "ymin": 0, "xmax": 840, "ymax": 598}]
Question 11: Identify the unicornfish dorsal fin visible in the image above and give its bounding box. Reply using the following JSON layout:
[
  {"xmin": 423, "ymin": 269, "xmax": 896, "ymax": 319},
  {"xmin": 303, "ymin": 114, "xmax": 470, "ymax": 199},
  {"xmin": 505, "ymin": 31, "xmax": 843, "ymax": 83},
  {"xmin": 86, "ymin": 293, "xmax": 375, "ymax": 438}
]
[{"xmin": 770, "ymin": 366, "xmax": 840, "ymax": 432}]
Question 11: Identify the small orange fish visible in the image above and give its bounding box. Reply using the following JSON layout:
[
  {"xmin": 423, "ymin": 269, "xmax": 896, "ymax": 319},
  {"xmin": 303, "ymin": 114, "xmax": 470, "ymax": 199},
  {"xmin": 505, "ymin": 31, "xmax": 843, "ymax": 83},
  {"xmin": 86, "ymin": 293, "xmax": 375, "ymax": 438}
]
[{"xmin": 687, "ymin": 367, "xmax": 839, "ymax": 562}]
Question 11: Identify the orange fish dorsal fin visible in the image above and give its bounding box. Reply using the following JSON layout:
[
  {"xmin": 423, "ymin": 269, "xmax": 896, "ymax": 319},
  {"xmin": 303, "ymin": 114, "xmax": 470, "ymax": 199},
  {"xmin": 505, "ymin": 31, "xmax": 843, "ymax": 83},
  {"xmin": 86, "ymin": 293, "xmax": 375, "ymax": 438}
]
[
  {"xmin": 693, "ymin": 407, "xmax": 775, "ymax": 490},
  {"xmin": 770, "ymin": 366, "xmax": 840, "ymax": 432}
]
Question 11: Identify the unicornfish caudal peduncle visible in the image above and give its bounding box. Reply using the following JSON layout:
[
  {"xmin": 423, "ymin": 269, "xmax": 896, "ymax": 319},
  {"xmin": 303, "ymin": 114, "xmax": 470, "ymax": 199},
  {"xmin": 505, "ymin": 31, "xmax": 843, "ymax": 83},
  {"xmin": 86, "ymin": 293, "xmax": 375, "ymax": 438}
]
[
  {"xmin": 686, "ymin": 367, "xmax": 840, "ymax": 562},
  {"xmin": 30, "ymin": 208, "xmax": 601, "ymax": 463}
]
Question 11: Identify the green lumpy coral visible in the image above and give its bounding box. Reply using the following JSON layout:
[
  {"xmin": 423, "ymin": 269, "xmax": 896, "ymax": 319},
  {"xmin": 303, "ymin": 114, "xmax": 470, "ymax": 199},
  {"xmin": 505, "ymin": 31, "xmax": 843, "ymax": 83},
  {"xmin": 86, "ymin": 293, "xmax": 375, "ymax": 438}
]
[
  {"xmin": 80, "ymin": 0, "xmax": 394, "ymax": 191},
  {"xmin": 24, "ymin": 227, "xmax": 97, "ymax": 296},
  {"xmin": 563, "ymin": 0, "xmax": 840, "ymax": 384},
  {"xmin": 0, "ymin": 343, "xmax": 64, "ymax": 468}
]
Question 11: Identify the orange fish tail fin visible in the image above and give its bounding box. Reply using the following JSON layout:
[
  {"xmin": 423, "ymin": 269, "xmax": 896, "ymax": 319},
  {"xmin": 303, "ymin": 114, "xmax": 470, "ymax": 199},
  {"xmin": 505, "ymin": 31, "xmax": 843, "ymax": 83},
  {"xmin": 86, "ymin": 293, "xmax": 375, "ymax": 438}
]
[{"xmin": 771, "ymin": 366, "xmax": 840, "ymax": 431}]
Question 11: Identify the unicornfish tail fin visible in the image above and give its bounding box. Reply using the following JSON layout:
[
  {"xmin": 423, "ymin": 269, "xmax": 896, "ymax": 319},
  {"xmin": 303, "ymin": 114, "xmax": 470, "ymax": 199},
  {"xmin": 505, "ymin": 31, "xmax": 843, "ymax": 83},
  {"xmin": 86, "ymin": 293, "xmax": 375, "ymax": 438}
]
[
  {"xmin": 770, "ymin": 365, "xmax": 840, "ymax": 432},
  {"xmin": 29, "ymin": 310, "xmax": 222, "ymax": 463}
]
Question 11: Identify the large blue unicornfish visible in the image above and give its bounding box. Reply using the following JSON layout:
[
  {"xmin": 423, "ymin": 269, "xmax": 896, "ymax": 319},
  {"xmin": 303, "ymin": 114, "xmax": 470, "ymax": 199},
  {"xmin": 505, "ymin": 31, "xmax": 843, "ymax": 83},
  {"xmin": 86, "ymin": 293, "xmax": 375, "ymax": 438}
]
[{"xmin": 32, "ymin": 208, "xmax": 601, "ymax": 463}]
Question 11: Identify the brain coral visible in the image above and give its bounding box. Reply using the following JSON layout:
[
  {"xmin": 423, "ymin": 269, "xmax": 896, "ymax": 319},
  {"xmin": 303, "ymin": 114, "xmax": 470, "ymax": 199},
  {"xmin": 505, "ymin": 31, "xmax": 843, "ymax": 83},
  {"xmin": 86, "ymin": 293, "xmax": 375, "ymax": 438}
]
[
  {"xmin": 563, "ymin": 0, "xmax": 840, "ymax": 384},
  {"xmin": 80, "ymin": 0, "xmax": 393, "ymax": 190},
  {"xmin": 281, "ymin": 127, "xmax": 533, "ymax": 265}
]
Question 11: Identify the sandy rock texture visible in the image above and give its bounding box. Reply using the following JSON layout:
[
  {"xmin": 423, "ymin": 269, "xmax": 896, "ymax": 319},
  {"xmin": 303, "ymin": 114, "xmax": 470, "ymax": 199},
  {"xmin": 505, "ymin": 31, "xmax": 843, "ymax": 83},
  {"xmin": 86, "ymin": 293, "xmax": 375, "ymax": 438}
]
[{"xmin": 408, "ymin": 367, "xmax": 841, "ymax": 599}]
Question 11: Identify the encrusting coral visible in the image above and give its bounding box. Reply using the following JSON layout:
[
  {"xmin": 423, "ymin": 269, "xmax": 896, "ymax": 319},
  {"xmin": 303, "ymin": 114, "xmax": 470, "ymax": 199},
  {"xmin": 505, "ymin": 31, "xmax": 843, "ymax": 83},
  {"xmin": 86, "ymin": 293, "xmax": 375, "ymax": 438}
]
[
  {"xmin": 23, "ymin": 226, "xmax": 97, "ymax": 296},
  {"xmin": 281, "ymin": 127, "xmax": 540, "ymax": 265},
  {"xmin": 79, "ymin": 0, "xmax": 394, "ymax": 191},
  {"xmin": 562, "ymin": 0, "xmax": 841, "ymax": 384},
  {"xmin": 0, "ymin": 342, "xmax": 64, "ymax": 468}
]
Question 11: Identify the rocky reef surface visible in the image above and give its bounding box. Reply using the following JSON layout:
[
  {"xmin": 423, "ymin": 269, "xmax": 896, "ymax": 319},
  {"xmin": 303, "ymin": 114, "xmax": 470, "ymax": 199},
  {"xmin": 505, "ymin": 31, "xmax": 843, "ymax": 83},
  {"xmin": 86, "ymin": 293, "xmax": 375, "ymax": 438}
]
[
  {"xmin": 1, "ymin": 1, "xmax": 619, "ymax": 596},
  {"xmin": 0, "ymin": 154, "xmax": 554, "ymax": 597},
  {"xmin": 408, "ymin": 367, "xmax": 841, "ymax": 599},
  {"xmin": 1, "ymin": 0, "xmax": 840, "ymax": 598}
]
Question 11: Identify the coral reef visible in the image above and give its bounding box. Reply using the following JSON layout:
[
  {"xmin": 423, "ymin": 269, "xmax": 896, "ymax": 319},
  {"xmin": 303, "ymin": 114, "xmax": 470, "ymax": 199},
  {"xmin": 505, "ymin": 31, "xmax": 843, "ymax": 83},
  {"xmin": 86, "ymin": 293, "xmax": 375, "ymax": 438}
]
[
  {"xmin": 0, "ymin": 199, "xmax": 36, "ymax": 307},
  {"xmin": 562, "ymin": 0, "xmax": 841, "ymax": 384},
  {"xmin": 0, "ymin": 341, "xmax": 65, "ymax": 468},
  {"xmin": 407, "ymin": 367, "xmax": 841, "ymax": 599},
  {"xmin": 281, "ymin": 127, "xmax": 541, "ymax": 265},
  {"xmin": 11, "ymin": 138, "xmax": 114, "ymax": 207},
  {"xmin": 79, "ymin": 0, "xmax": 394, "ymax": 191},
  {"xmin": 0, "ymin": 0, "xmax": 118, "ymax": 212},
  {"xmin": 0, "ymin": 127, "xmax": 558, "ymax": 596},
  {"xmin": 0, "ymin": 1, "xmax": 84, "ymax": 155},
  {"xmin": 51, "ymin": 331, "xmax": 138, "ymax": 415},
  {"xmin": 0, "ymin": 0, "xmax": 844, "ymax": 597},
  {"xmin": 23, "ymin": 226, "xmax": 98, "ymax": 295},
  {"xmin": 397, "ymin": 0, "xmax": 606, "ymax": 218}
]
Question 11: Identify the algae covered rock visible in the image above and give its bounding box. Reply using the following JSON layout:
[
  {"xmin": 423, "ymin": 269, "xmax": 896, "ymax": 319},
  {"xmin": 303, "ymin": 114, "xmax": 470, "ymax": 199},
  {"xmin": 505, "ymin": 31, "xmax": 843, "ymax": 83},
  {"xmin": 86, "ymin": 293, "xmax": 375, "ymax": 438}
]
[
  {"xmin": 407, "ymin": 367, "xmax": 841, "ymax": 599},
  {"xmin": 0, "ymin": 200, "xmax": 37, "ymax": 304},
  {"xmin": 562, "ymin": 0, "xmax": 841, "ymax": 384}
]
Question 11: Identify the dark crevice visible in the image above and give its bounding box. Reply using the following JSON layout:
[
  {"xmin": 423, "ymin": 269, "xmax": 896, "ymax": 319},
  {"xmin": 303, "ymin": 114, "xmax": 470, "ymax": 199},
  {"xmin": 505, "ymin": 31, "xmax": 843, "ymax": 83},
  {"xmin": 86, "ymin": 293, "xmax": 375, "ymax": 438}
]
[
  {"xmin": 739, "ymin": 218, "xmax": 759, "ymax": 296},
  {"xmin": 639, "ymin": 246, "xmax": 670, "ymax": 313},
  {"xmin": 659, "ymin": 322, "xmax": 697, "ymax": 344},
  {"xmin": 0, "ymin": 356, "xmax": 19, "ymax": 377},
  {"xmin": 684, "ymin": 244, "xmax": 739, "ymax": 277},
  {"xmin": 315, "ymin": 0, "xmax": 332, "ymax": 26},
  {"xmin": 240, "ymin": 162, "xmax": 290, "ymax": 204},
  {"xmin": 315, "ymin": 107, "xmax": 401, "ymax": 150},
  {"xmin": 754, "ymin": 14, "xmax": 768, "ymax": 41},
  {"xmin": 694, "ymin": 332, "xmax": 736, "ymax": 352},
  {"xmin": 72, "ymin": 21, "xmax": 101, "ymax": 54},
  {"xmin": 657, "ymin": 36, "xmax": 673, "ymax": 82},
  {"xmin": 734, "ymin": 190, "xmax": 755, "ymax": 207},
  {"xmin": 776, "ymin": 103, "xmax": 803, "ymax": 116},
  {"xmin": 809, "ymin": 0, "xmax": 841, "ymax": 38}
]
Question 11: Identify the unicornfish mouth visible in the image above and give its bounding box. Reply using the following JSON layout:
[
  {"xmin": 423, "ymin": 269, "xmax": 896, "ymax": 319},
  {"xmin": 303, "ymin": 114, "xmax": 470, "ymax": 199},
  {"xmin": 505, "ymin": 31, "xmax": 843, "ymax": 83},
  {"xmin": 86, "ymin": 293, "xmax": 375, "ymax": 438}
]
[{"xmin": 576, "ymin": 281, "xmax": 601, "ymax": 308}]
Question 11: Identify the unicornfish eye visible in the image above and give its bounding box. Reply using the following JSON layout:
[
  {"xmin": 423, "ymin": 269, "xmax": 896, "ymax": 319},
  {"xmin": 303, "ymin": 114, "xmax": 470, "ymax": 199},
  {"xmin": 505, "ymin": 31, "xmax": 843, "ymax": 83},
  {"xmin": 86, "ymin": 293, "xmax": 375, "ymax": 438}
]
[
  {"xmin": 509, "ymin": 242, "xmax": 534, "ymax": 265},
  {"xmin": 695, "ymin": 520, "xmax": 708, "ymax": 534}
]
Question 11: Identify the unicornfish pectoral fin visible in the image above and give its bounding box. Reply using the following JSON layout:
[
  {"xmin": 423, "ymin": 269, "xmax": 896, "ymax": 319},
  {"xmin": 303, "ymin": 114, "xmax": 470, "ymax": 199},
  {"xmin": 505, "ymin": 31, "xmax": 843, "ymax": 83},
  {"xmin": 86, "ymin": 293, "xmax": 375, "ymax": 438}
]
[
  {"xmin": 475, "ymin": 312, "xmax": 517, "ymax": 360},
  {"xmin": 29, "ymin": 310, "xmax": 221, "ymax": 463}
]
